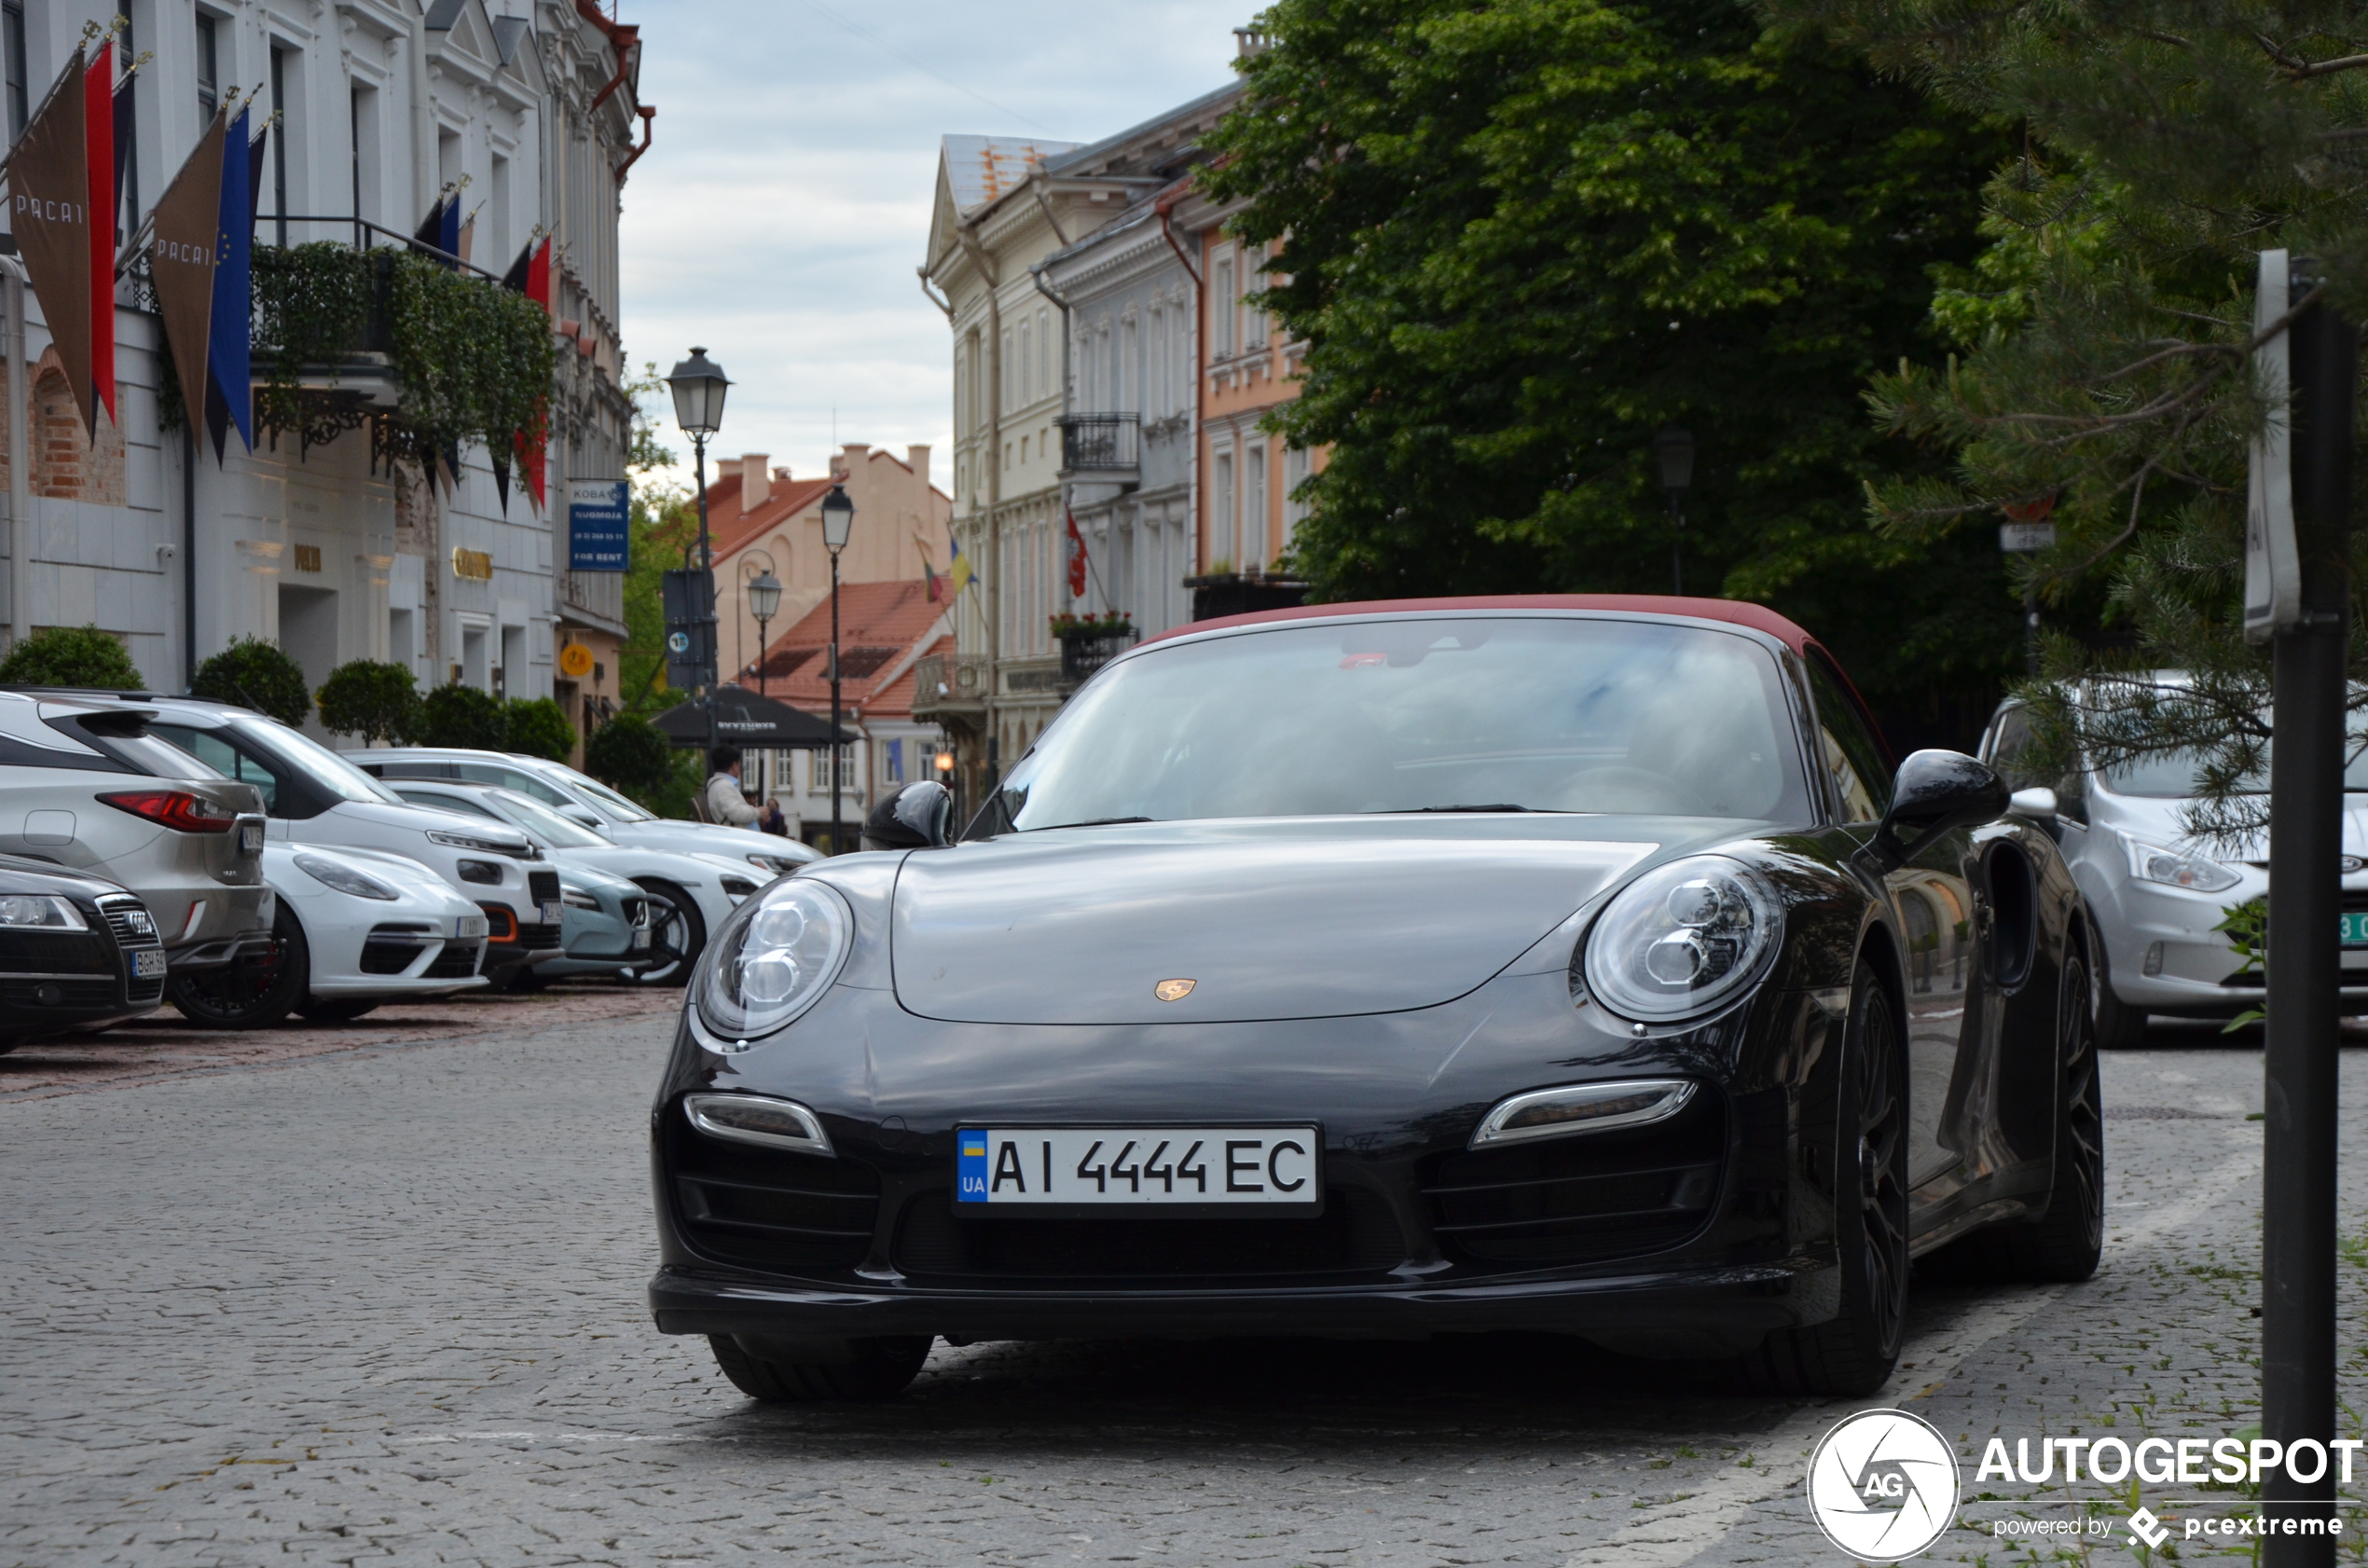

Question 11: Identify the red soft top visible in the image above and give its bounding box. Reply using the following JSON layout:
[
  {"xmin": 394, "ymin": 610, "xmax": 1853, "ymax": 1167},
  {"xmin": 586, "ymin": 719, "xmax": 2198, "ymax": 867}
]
[{"xmin": 1140, "ymin": 594, "xmax": 1817, "ymax": 653}]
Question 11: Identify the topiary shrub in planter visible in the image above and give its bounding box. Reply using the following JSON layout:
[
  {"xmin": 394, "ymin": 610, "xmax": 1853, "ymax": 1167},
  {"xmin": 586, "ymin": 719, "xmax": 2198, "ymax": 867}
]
[
  {"xmin": 414, "ymin": 682, "xmax": 507, "ymax": 750},
  {"xmin": 585, "ymin": 713, "xmax": 678, "ymax": 806},
  {"xmin": 0, "ymin": 625, "xmax": 145, "ymax": 690},
  {"xmin": 502, "ymin": 696, "xmax": 576, "ymax": 762},
  {"xmin": 315, "ymin": 660, "xmax": 420, "ymax": 744},
  {"xmin": 191, "ymin": 638, "xmax": 311, "ymax": 725}
]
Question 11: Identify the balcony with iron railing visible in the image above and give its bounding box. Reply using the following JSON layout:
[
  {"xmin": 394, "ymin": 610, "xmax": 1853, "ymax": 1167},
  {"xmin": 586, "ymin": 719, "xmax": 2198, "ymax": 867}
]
[
  {"xmin": 1057, "ymin": 413, "xmax": 1140, "ymax": 485},
  {"xmin": 912, "ymin": 653, "xmax": 992, "ymax": 721}
]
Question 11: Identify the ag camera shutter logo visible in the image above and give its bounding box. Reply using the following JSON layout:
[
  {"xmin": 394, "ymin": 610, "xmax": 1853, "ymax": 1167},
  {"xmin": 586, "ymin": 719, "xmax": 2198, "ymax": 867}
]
[{"xmin": 1806, "ymin": 1409, "xmax": 1961, "ymax": 1561}]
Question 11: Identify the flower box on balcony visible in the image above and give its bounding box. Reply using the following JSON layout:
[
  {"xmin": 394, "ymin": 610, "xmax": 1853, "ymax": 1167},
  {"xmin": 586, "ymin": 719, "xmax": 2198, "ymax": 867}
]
[{"xmin": 1053, "ymin": 614, "xmax": 1137, "ymax": 682}]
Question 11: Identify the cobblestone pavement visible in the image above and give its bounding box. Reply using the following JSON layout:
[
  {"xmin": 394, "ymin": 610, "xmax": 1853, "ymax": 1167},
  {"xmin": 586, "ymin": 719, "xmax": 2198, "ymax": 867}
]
[{"xmin": 2, "ymin": 1004, "xmax": 2361, "ymax": 1567}]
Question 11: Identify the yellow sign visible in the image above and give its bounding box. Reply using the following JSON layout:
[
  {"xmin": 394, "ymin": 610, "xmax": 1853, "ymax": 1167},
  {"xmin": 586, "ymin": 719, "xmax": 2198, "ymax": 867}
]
[
  {"xmin": 558, "ymin": 641, "xmax": 595, "ymax": 680},
  {"xmin": 450, "ymin": 546, "xmax": 494, "ymax": 582},
  {"xmin": 292, "ymin": 543, "xmax": 322, "ymax": 573}
]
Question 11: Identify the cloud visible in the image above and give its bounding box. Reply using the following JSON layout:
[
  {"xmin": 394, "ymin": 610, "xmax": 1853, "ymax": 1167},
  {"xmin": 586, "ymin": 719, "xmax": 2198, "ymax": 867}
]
[{"xmin": 619, "ymin": 0, "xmax": 1247, "ymax": 482}]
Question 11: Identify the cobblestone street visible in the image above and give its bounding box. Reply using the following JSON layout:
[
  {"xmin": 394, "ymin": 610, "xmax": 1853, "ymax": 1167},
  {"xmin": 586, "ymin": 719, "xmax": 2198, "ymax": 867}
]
[{"xmin": 3, "ymin": 1004, "xmax": 2361, "ymax": 1567}]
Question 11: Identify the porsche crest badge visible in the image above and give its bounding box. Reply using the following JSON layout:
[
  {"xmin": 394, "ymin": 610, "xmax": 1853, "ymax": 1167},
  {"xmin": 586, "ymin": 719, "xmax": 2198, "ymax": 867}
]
[{"xmin": 1154, "ymin": 978, "xmax": 1196, "ymax": 1002}]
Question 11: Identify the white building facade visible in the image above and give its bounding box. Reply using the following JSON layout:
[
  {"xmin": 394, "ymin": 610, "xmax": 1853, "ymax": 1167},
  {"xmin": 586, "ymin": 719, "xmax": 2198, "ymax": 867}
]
[{"xmin": 0, "ymin": 0, "xmax": 641, "ymax": 742}]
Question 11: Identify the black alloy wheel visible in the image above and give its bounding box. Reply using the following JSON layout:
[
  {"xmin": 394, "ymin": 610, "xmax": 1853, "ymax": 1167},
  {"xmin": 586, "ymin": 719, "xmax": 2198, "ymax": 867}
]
[
  {"xmin": 1735, "ymin": 967, "xmax": 1908, "ymax": 1396},
  {"xmin": 628, "ymin": 880, "xmax": 703, "ymax": 987},
  {"xmin": 168, "ymin": 903, "xmax": 309, "ymax": 1030},
  {"xmin": 708, "ymin": 1333, "xmax": 933, "ymax": 1403},
  {"xmin": 296, "ymin": 997, "xmax": 380, "ymax": 1024}
]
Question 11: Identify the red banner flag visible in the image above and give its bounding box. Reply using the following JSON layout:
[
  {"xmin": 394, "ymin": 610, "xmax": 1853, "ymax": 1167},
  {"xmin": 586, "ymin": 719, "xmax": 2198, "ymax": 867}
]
[
  {"xmin": 1066, "ymin": 509, "xmax": 1088, "ymax": 599},
  {"xmin": 85, "ymin": 40, "xmax": 115, "ymax": 425}
]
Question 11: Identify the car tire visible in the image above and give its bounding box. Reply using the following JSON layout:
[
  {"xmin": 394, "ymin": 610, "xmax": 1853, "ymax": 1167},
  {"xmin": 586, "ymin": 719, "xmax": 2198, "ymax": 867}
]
[
  {"xmin": 631, "ymin": 880, "xmax": 705, "ymax": 988},
  {"xmin": 2091, "ymin": 940, "xmax": 2151, "ymax": 1049},
  {"xmin": 502, "ymin": 966, "xmax": 548, "ymax": 995},
  {"xmin": 1943, "ymin": 952, "xmax": 2106, "ymax": 1285},
  {"xmin": 296, "ymin": 997, "xmax": 380, "ymax": 1024},
  {"xmin": 1732, "ymin": 966, "xmax": 1907, "ymax": 1397},
  {"xmin": 707, "ymin": 1333, "xmax": 932, "ymax": 1402},
  {"xmin": 167, "ymin": 904, "xmax": 308, "ymax": 1030}
]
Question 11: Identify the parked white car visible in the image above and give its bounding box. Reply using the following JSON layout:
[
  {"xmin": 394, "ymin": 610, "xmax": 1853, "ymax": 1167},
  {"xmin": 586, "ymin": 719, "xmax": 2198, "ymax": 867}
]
[
  {"xmin": 222, "ymin": 845, "xmax": 489, "ymax": 1025},
  {"xmin": 1980, "ymin": 696, "xmax": 2368, "ymax": 1044},
  {"xmin": 351, "ymin": 747, "xmax": 816, "ymax": 877},
  {"xmin": 384, "ymin": 779, "xmax": 760, "ymax": 985}
]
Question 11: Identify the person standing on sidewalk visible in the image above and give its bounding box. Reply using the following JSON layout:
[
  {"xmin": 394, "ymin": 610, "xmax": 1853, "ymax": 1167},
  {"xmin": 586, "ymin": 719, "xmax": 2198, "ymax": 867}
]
[{"xmin": 703, "ymin": 746, "xmax": 761, "ymax": 827}]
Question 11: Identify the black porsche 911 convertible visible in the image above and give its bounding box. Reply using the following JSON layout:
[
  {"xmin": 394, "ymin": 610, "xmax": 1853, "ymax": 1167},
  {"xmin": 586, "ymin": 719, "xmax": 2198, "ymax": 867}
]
[{"xmin": 648, "ymin": 596, "xmax": 2100, "ymax": 1401}]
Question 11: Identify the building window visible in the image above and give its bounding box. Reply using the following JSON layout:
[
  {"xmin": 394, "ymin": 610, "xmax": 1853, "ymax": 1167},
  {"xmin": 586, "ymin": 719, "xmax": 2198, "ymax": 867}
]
[
  {"xmin": 1246, "ymin": 444, "xmax": 1267, "ymax": 569},
  {"xmin": 1211, "ymin": 255, "xmax": 1234, "ymax": 356},
  {"xmin": 1017, "ymin": 318, "xmax": 1031, "ymax": 407},
  {"xmin": 885, "ymin": 738, "xmax": 905, "ymax": 785},
  {"xmin": 116, "ymin": 13, "xmax": 138, "ymax": 241},
  {"xmin": 268, "ymin": 46, "xmax": 290, "ymax": 247},
  {"xmin": 1285, "ymin": 445, "xmax": 1311, "ymax": 540},
  {"xmin": 1213, "ymin": 451, "xmax": 1235, "ymax": 570},
  {"xmin": 2, "ymin": 2, "xmax": 25, "ymax": 141}
]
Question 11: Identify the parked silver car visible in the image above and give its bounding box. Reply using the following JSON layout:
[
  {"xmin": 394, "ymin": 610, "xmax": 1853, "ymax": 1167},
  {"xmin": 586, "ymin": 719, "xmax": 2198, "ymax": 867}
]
[
  {"xmin": 1979, "ymin": 696, "xmax": 2368, "ymax": 1043},
  {"xmin": 0, "ymin": 692, "xmax": 270, "ymax": 972}
]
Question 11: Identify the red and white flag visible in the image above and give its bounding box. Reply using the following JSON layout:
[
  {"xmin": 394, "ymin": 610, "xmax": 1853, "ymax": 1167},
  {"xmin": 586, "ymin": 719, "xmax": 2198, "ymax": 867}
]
[{"xmin": 1065, "ymin": 510, "xmax": 1089, "ymax": 599}]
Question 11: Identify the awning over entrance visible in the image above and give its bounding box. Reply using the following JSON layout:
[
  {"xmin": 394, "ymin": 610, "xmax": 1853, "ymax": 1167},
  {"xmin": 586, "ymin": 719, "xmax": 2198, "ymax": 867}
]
[{"xmin": 653, "ymin": 686, "xmax": 852, "ymax": 750}]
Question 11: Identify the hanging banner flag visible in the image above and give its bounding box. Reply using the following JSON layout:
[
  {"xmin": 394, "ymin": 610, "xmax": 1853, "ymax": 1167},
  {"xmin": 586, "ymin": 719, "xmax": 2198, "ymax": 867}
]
[
  {"xmin": 85, "ymin": 40, "xmax": 116, "ymax": 426},
  {"xmin": 5, "ymin": 48, "xmax": 94, "ymax": 441},
  {"xmin": 503, "ymin": 235, "xmax": 553, "ymax": 509},
  {"xmin": 245, "ymin": 118, "xmax": 267, "ymax": 225},
  {"xmin": 150, "ymin": 106, "xmax": 227, "ymax": 432},
  {"xmin": 945, "ymin": 524, "xmax": 976, "ymax": 595},
  {"xmin": 205, "ymin": 105, "xmax": 255, "ymax": 460},
  {"xmin": 1065, "ymin": 509, "xmax": 1089, "ymax": 598}
]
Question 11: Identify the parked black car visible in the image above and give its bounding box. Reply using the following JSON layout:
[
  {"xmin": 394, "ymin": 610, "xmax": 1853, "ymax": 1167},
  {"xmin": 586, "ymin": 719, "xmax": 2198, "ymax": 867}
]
[
  {"xmin": 649, "ymin": 597, "xmax": 2100, "ymax": 1401},
  {"xmin": 0, "ymin": 853, "xmax": 168, "ymax": 1050}
]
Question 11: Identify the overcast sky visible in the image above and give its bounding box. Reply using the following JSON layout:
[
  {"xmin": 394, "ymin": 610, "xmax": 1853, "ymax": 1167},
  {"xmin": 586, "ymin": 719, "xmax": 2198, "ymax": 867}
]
[{"xmin": 616, "ymin": 0, "xmax": 1250, "ymax": 491}]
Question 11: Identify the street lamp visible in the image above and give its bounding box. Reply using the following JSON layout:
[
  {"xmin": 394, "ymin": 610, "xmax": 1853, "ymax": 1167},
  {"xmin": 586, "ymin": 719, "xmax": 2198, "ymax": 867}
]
[
  {"xmin": 666, "ymin": 347, "xmax": 731, "ymax": 762},
  {"xmin": 1652, "ymin": 426, "xmax": 1695, "ymax": 596},
  {"xmin": 747, "ymin": 567, "xmax": 782, "ymax": 694},
  {"xmin": 820, "ymin": 483, "xmax": 855, "ymax": 853}
]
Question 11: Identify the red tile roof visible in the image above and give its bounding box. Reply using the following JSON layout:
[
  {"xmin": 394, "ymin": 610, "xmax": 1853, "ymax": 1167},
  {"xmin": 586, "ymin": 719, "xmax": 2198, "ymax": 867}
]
[{"xmin": 746, "ymin": 579, "xmax": 954, "ymax": 723}]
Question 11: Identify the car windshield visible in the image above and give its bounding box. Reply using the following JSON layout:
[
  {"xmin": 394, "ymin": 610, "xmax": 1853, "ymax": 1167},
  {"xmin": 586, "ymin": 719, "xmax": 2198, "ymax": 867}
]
[
  {"xmin": 554, "ymin": 766, "xmax": 654, "ymax": 821},
  {"xmin": 230, "ymin": 719, "xmax": 403, "ymax": 804},
  {"xmin": 986, "ymin": 615, "xmax": 1810, "ymax": 829},
  {"xmin": 486, "ymin": 789, "xmax": 612, "ymax": 847},
  {"xmin": 2101, "ymin": 747, "xmax": 2368, "ymax": 797}
]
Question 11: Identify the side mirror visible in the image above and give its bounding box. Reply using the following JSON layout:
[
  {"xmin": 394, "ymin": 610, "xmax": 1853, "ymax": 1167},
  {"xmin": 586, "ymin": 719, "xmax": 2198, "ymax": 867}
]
[
  {"xmin": 1871, "ymin": 750, "xmax": 2008, "ymax": 870},
  {"xmin": 860, "ymin": 780, "xmax": 953, "ymax": 852},
  {"xmin": 2008, "ymin": 786, "xmax": 2058, "ymax": 820}
]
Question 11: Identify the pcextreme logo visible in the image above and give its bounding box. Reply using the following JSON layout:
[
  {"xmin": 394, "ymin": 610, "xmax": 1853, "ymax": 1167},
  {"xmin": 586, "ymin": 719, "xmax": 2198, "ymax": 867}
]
[{"xmin": 1805, "ymin": 1409, "xmax": 1962, "ymax": 1562}]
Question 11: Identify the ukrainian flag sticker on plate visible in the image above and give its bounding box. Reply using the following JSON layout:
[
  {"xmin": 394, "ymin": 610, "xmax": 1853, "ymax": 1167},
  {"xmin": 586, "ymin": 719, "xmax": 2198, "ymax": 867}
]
[{"xmin": 957, "ymin": 1133, "xmax": 991, "ymax": 1202}]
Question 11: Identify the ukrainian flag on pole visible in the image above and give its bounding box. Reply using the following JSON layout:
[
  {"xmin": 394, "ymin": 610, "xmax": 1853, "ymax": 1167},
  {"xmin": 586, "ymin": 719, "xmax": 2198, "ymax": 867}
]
[{"xmin": 946, "ymin": 524, "xmax": 977, "ymax": 595}]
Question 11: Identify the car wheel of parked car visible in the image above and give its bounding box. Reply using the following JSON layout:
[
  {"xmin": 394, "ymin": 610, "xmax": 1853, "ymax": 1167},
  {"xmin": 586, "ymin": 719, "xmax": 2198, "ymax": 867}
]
[
  {"xmin": 168, "ymin": 903, "xmax": 307, "ymax": 1030},
  {"xmin": 502, "ymin": 966, "xmax": 548, "ymax": 995},
  {"xmin": 707, "ymin": 1333, "xmax": 932, "ymax": 1403},
  {"xmin": 631, "ymin": 879, "xmax": 704, "ymax": 987},
  {"xmin": 2090, "ymin": 939, "xmax": 2152, "ymax": 1049},
  {"xmin": 296, "ymin": 997, "xmax": 380, "ymax": 1024},
  {"xmin": 1732, "ymin": 967, "xmax": 1907, "ymax": 1396}
]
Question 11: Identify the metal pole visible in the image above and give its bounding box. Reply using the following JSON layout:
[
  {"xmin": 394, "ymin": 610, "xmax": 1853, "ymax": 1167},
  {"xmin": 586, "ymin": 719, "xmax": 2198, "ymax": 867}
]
[
  {"xmin": 756, "ymin": 612, "xmax": 770, "ymax": 697},
  {"xmin": 184, "ymin": 422, "xmax": 198, "ymax": 688},
  {"xmin": 3, "ymin": 262, "xmax": 26, "ymax": 656},
  {"xmin": 829, "ymin": 550, "xmax": 843, "ymax": 854},
  {"xmin": 693, "ymin": 432, "xmax": 715, "ymax": 767},
  {"xmin": 2261, "ymin": 285, "xmax": 2352, "ymax": 1568}
]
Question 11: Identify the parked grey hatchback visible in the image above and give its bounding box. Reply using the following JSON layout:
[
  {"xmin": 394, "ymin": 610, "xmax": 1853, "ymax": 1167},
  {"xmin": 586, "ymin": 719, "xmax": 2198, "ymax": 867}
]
[{"xmin": 0, "ymin": 692, "xmax": 271, "ymax": 971}]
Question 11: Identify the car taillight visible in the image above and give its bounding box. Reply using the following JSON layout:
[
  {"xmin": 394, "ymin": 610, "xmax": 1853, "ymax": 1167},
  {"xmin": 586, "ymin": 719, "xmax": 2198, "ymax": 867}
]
[{"xmin": 98, "ymin": 791, "xmax": 237, "ymax": 833}]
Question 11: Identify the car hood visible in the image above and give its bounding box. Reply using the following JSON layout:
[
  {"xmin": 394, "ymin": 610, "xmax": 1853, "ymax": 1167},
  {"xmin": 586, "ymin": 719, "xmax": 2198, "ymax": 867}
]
[
  {"xmin": 885, "ymin": 817, "xmax": 1752, "ymax": 1025},
  {"xmin": 338, "ymin": 798, "xmax": 537, "ymax": 856}
]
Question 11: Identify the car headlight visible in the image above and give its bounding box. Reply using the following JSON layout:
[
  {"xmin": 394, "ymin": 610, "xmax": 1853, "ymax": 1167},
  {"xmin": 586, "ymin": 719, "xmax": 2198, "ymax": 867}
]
[
  {"xmin": 561, "ymin": 887, "xmax": 601, "ymax": 912},
  {"xmin": 1581, "ymin": 854, "xmax": 1783, "ymax": 1023},
  {"xmin": 428, "ymin": 829, "xmax": 532, "ymax": 858},
  {"xmin": 294, "ymin": 853, "xmax": 398, "ymax": 901},
  {"xmin": 0, "ymin": 894, "xmax": 88, "ymax": 930},
  {"xmin": 747, "ymin": 852, "xmax": 800, "ymax": 874},
  {"xmin": 694, "ymin": 878, "xmax": 854, "ymax": 1042},
  {"xmin": 2122, "ymin": 832, "xmax": 2241, "ymax": 893},
  {"xmin": 720, "ymin": 874, "xmax": 758, "ymax": 902}
]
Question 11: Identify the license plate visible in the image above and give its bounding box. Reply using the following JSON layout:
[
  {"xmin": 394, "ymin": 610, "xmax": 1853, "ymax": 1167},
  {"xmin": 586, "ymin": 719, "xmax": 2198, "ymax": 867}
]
[
  {"xmin": 542, "ymin": 900, "xmax": 563, "ymax": 924},
  {"xmin": 956, "ymin": 1125, "xmax": 1320, "ymax": 1215},
  {"xmin": 239, "ymin": 822, "xmax": 262, "ymax": 853},
  {"xmin": 131, "ymin": 949, "xmax": 166, "ymax": 979},
  {"xmin": 630, "ymin": 927, "xmax": 651, "ymax": 949},
  {"xmin": 2342, "ymin": 913, "xmax": 2368, "ymax": 946}
]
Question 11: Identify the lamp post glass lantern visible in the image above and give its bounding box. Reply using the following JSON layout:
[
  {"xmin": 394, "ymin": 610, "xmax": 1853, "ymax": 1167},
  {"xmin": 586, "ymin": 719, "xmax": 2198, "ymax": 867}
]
[
  {"xmin": 1651, "ymin": 426, "xmax": 1696, "ymax": 595},
  {"xmin": 822, "ymin": 484, "xmax": 855, "ymax": 853},
  {"xmin": 749, "ymin": 570, "xmax": 780, "ymax": 696},
  {"xmin": 667, "ymin": 348, "xmax": 730, "ymax": 759}
]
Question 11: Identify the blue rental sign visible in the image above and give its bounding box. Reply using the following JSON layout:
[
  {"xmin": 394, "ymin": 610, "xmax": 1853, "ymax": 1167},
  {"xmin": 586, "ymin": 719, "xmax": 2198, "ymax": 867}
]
[{"xmin": 568, "ymin": 479, "xmax": 629, "ymax": 571}]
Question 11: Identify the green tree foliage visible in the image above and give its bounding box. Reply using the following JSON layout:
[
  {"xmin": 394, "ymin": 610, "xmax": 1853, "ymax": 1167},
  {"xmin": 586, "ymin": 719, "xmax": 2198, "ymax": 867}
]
[
  {"xmin": 315, "ymin": 660, "xmax": 420, "ymax": 744},
  {"xmin": 1770, "ymin": 0, "xmax": 2368, "ymax": 832},
  {"xmin": 619, "ymin": 363, "xmax": 695, "ymax": 716},
  {"xmin": 1204, "ymin": 0, "xmax": 2020, "ymax": 736},
  {"xmin": 0, "ymin": 625, "xmax": 145, "ymax": 689},
  {"xmin": 414, "ymin": 683, "xmax": 507, "ymax": 750},
  {"xmin": 584, "ymin": 712, "xmax": 686, "ymax": 814},
  {"xmin": 191, "ymin": 639, "xmax": 311, "ymax": 726},
  {"xmin": 502, "ymin": 697, "xmax": 576, "ymax": 763}
]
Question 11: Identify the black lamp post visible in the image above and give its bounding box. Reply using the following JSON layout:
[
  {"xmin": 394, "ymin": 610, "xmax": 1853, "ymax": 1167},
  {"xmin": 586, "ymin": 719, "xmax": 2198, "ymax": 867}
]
[
  {"xmin": 666, "ymin": 347, "xmax": 731, "ymax": 763},
  {"xmin": 820, "ymin": 483, "xmax": 855, "ymax": 853},
  {"xmin": 748, "ymin": 568, "xmax": 782, "ymax": 695},
  {"xmin": 1652, "ymin": 426, "xmax": 1696, "ymax": 596}
]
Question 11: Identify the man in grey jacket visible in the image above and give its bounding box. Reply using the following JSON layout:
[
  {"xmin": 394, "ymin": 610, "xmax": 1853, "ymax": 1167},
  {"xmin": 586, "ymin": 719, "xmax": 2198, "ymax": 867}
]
[{"xmin": 704, "ymin": 746, "xmax": 762, "ymax": 828}]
